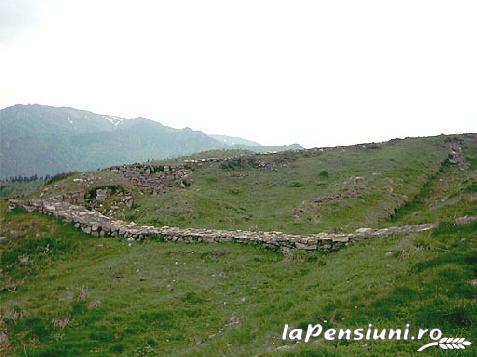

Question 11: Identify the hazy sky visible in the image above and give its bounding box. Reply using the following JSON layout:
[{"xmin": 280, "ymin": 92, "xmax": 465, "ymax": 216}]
[{"xmin": 1, "ymin": 0, "xmax": 476, "ymax": 147}]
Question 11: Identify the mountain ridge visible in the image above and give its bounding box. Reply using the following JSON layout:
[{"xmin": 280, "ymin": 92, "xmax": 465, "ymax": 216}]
[
  {"xmin": 0, "ymin": 104, "xmax": 301, "ymax": 178},
  {"xmin": 210, "ymin": 134, "xmax": 261, "ymax": 147}
]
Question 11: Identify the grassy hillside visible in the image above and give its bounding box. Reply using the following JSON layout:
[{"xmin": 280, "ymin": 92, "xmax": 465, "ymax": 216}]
[
  {"xmin": 1, "ymin": 201, "xmax": 476, "ymax": 356},
  {"xmin": 0, "ymin": 180, "xmax": 45, "ymax": 200},
  {"xmin": 159, "ymin": 149, "xmax": 256, "ymax": 163},
  {"xmin": 386, "ymin": 137, "xmax": 477, "ymax": 226},
  {"xmin": 37, "ymin": 135, "xmax": 474, "ymax": 234},
  {"xmin": 1, "ymin": 134, "xmax": 477, "ymax": 355},
  {"xmin": 133, "ymin": 136, "xmax": 449, "ymax": 233}
]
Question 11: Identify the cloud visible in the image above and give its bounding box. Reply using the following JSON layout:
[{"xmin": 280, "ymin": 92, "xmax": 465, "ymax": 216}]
[{"xmin": 0, "ymin": 0, "xmax": 44, "ymax": 43}]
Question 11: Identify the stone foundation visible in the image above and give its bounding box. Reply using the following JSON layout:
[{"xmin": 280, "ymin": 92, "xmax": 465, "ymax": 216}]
[
  {"xmin": 8, "ymin": 198, "xmax": 477, "ymax": 252},
  {"xmin": 109, "ymin": 163, "xmax": 191, "ymax": 194}
]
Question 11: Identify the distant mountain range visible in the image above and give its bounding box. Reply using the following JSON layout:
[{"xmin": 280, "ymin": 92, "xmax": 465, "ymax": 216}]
[
  {"xmin": 0, "ymin": 104, "xmax": 301, "ymax": 179},
  {"xmin": 210, "ymin": 134, "xmax": 261, "ymax": 147}
]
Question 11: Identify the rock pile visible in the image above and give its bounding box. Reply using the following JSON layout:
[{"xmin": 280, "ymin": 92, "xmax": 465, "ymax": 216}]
[
  {"xmin": 97, "ymin": 135, "xmax": 463, "ymax": 196},
  {"xmin": 83, "ymin": 186, "xmax": 135, "ymax": 215},
  {"xmin": 8, "ymin": 198, "xmax": 477, "ymax": 252},
  {"xmin": 445, "ymin": 136, "xmax": 467, "ymax": 168},
  {"xmin": 313, "ymin": 176, "xmax": 368, "ymax": 204},
  {"xmin": 109, "ymin": 163, "xmax": 192, "ymax": 194},
  {"xmin": 62, "ymin": 191, "xmax": 84, "ymax": 205}
]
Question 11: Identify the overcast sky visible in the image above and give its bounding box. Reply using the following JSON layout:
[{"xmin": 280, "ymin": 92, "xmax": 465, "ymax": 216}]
[{"xmin": 1, "ymin": 0, "xmax": 476, "ymax": 147}]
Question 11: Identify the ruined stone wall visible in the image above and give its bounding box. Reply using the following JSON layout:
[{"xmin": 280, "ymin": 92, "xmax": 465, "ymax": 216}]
[
  {"xmin": 108, "ymin": 163, "xmax": 192, "ymax": 194},
  {"xmin": 9, "ymin": 198, "xmax": 477, "ymax": 252},
  {"xmin": 101, "ymin": 136, "xmax": 451, "ymax": 195}
]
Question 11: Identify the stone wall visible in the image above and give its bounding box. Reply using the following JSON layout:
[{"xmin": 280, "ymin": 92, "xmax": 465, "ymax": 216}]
[
  {"xmin": 108, "ymin": 163, "xmax": 192, "ymax": 194},
  {"xmin": 104, "ymin": 144, "xmax": 383, "ymax": 193},
  {"xmin": 8, "ymin": 198, "xmax": 477, "ymax": 252},
  {"xmin": 102, "ymin": 136, "xmax": 462, "ymax": 196}
]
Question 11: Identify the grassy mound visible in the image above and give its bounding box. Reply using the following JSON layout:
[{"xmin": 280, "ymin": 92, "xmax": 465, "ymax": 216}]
[{"xmin": 39, "ymin": 135, "xmax": 463, "ymax": 234}]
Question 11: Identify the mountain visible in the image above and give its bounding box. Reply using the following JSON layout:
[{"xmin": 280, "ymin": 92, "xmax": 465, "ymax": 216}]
[
  {"xmin": 210, "ymin": 134, "xmax": 261, "ymax": 147},
  {"xmin": 229, "ymin": 143, "xmax": 303, "ymax": 152},
  {"xmin": 0, "ymin": 104, "xmax": 122, "ymax": 140},
  {"xmin": 210, "ymin": 134, "xmax": 302, "ymax": 153},
  {"xmin": 0, "ymin": 104, "xmax": 226, "ymax": 178},
  {"xmin": 0, "ymin": 104, "xmax": 301, "ymax": 179}
]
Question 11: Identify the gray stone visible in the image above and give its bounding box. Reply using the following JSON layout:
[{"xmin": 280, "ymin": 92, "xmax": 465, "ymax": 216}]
[
  {"xmin": 95, "ymin": 189, "xmax": 108, "ymax": 202},
  {"xmin": 9, "ymin": 198, "xmax": 477, "ymax": 253},
  {"xmin": 355, "ymin": 227, "xmax": 373, "ymax": 234},
  {"xmin": 0, "ymin": 331, "xmax": 8, "ymax": 345},
  {"xmin": 124, "ymin": 196, "xmax": 134, "ymax": 208}
]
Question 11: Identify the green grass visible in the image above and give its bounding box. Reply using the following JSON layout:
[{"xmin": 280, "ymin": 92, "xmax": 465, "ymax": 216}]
[
  {"xmin": 0, "ymin": 180, "xmax": 45, "ymax": 199},
  {"xmin": 157, "ymin": 148, "xmax": 255, "ymax": 164},
  {"xmin": 1, "ymin": 201, "xmax": 476, "ymax": 356},
  {"xmin": 130, "ymin": 136, "xmax": 449, "ymax": 233},
  {"xmin": 388, "ymin": 158, "xmax": 453, "ymax": 222},
  {"xmin": 463, "ymin": 139, "xmax": 477, "ymax": 170},
  {"xmin": 464, "ymin": 181, "xmax": 477, "ymax": 193},
  {"xmin": 2, "ymin": 134, "xmax": 477, "ymax": 355},
  {"xmin": 386, "ymin": 139, "xmax": 477, "ymax": 225},
  {"xmin": 33, "ymin": 135, "xmax": 477, "ymax": 234}
]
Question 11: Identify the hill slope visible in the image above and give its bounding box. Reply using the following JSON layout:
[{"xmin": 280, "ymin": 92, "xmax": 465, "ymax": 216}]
[
  {"xmin": 1, "ymin": 200, "xmax": 476, "ymax": 355},
  {"xmin": 1, "ymin": 133, "xmax": 477, "ymax": 355},
  {"xmin": 33, "ymin": 133, "xmax": 477, "ymax": 234}
]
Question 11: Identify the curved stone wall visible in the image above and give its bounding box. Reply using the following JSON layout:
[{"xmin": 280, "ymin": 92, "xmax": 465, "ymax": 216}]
[{"xmin": 9, "ymin": 198, "xmax": 477, "ymax": 252}]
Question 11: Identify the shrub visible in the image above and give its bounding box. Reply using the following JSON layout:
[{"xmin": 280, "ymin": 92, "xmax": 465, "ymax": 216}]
[
  {"xmin": 319, "ymin": 170, "xmax": 329, "ymax": 178},
  {"xmin": 182, "ymin": 291, "xmax": 205, "ymax": 304},
  {"xmin": 45, "ymin": 172, "xmax": 77, "ymax": 185}
]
